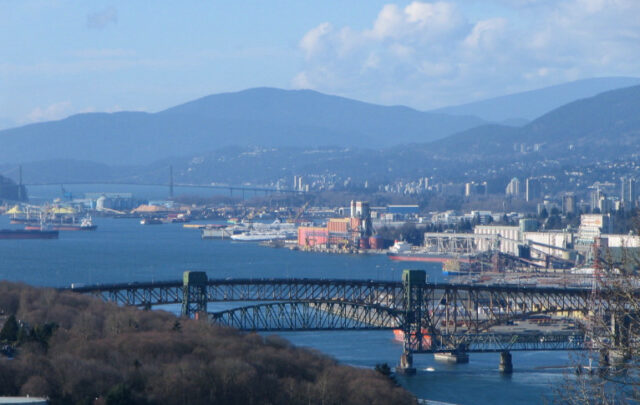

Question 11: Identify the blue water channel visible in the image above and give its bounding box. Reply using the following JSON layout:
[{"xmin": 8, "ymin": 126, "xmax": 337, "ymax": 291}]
[{"xmin": 0, "ymin": 215, "xmax": 584, "ymax": 404}]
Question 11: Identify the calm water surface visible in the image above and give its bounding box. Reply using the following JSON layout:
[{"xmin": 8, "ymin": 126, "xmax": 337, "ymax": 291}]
[{"xmin": 0, "ymin": 216, "xmax": 579, "ymax": 404}]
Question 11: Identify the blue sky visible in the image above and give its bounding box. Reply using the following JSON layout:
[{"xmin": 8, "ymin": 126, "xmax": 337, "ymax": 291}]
[{"xmin": 1, "ymin": 0, "xmax": 639, "ymax": 128}]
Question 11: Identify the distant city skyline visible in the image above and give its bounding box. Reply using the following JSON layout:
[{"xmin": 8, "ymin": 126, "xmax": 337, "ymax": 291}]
[{"xmin": 2, "ymin": 0, "xmax": 640, "ymax": 128}]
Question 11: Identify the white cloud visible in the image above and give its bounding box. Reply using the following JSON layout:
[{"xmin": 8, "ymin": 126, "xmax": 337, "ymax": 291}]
[
  {"xmin": 300, "ymin": 22, "xmax": 333, "ymax": 59},
  {"xmin": 293, "ymin": 0, "xmax": 640, "ymax": 109},
  {"xmin": 367, "ymin": 2, "xmax": 466, "ymax": 41},
  {"xmin": 20, "ymin": 102, "xmax": 129, "ymax": 125},
  {"xmin": 362, "ymin": 52, "xmax": 381, "ymax": 71},
  {"xmin": 463, "ymin": 18, "xmax": 507, "ymax": 50},
  {"xmin": 23, "ymin": 101, "xmax": 73, "ymax": 124},
  {"xmin": 369, "ymin": 4, "xmax": 405, "ymax": 39},
  {"xmin": 292, "ymin": 72, "xmax": 312, "ymax": 88},
  {"xmin": 404, "ymin": 1, "xmax": 464, "ymax": 34}
]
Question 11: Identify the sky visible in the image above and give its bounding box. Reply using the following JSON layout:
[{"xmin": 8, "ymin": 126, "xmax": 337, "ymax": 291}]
[{"xmin": 1, "ymin": 0, "xmax": 639, "ymax": 128}]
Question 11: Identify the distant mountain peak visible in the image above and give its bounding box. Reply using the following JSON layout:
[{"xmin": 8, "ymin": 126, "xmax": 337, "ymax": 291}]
[
  {"xmin": 430, "ymin": 83, "xmax": 640, "ymax": 159},
  {"xmin": 433, "ymin": 76, "xmax": 640, "ymax": 122}
]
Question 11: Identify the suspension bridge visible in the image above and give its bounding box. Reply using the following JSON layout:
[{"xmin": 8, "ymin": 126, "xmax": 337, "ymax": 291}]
[
  {"xmin": 23, "ymin": 181, "xmax": 304, "ymax": 198},
  {"xmin": 6, "ymin": 163, "xmax": 305, "ymax": 199}
]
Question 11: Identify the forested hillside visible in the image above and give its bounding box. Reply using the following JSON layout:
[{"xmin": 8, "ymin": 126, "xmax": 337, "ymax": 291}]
[{"xmin": 0, "ymin": 282, "xmax": 414, "ymax": 405}]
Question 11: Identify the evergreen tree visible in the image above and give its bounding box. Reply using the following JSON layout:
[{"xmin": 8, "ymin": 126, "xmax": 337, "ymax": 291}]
[{"xmin": 0, "ymin": 314, "xmax": 19, "ymax": 342}]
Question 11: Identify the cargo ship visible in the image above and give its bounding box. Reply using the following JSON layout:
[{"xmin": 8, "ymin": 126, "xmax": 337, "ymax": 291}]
[
  {"xmin": 24, "ymin": 217, "xmax": 97, "ymax": 231},
  {"xmin": 0, "ymin": 229, "xmax": 59, "ymax": 239},
  {"xmin": 10, "ymin": 218, "xmax": 40, "ymax": 225}
]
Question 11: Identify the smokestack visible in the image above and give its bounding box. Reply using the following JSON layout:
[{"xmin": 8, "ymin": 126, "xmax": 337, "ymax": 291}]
[
  {"xmin": 18, "ymin": 165, "xmax": 23, "ymax": 201},
  {"xmin": 169, "ymin": 165, "xmax": 174, "ymax": 199}
]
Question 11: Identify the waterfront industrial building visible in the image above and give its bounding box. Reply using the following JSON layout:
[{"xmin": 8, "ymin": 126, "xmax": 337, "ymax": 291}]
[{"xmin": 298, "ymin": 201, "xmax": 382, "ymax": 250}]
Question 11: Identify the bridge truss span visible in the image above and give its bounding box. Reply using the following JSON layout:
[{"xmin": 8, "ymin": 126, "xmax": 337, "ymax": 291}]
[
  {"xmin": 420, "ymin": 284, "xmax": 592, "ymax": 336},
  {"xmin": 205, "ymin": 279, "xmax": 404, "ymax": 309},
  {"xmin": 424, "ymin": 332, "xmax": 586, "ymax": 353},
  {"xmin": 73, "ymin": 273, "xmax": 638, "ymax": 372},
  {"xmin": 73, "ymin": 278, "xmax": 406, "ymax": 309},
  {"xmin": 209, "ymin": 300, "xmax": 402, "ymax": 331},
  {"xmin": 72, "ymin": 279, "xmax": 592, "ymax": 310}
]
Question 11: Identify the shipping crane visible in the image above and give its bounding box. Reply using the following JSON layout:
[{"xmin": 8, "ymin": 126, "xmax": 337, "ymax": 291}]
[{"xmin": 289, "ymin": 201, "xmax": 310, "ymax": 224}]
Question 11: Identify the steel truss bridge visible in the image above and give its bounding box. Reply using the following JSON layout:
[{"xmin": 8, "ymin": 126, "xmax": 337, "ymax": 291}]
[{"xmin": 69, "ymin": 271, "xmax": 638, "ymax": 373}]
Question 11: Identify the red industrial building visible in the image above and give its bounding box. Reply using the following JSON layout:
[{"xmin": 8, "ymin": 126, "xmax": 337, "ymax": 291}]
[
  {"xmin": 297, "ymin": 227, "xmax": 328, "ymax": 247},
  {"xmin": 298, "ymin": 201, "xmax": 378, "ymax": 249}
]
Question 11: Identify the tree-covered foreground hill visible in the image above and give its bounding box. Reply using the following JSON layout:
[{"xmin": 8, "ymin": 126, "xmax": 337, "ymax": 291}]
[{"xmin": 0, "ymin": 282, "xmax": 415, "ymax": 405}]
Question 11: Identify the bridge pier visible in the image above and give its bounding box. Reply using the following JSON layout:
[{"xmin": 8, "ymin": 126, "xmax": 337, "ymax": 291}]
[
  {"xmin": 600, "ymin": 313, "xmax": 632, "ymax": 366},
  {"xmin": 181, "ymin": 271, "xmax": 208, "ymax": 318},
  {"xmin": 397, "ymin": 350, "xmax": 416, "ymax": 375},
  {"xmin": 499, "ymin": 351, "xmax": 513, "ymax": 374},
  {"xmin": 611, "ymin": 313, "xmax": 632, "ymax": 362}
]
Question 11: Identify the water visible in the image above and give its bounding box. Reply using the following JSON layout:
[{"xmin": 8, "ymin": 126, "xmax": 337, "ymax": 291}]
[
  {"xmin": 0, "ymin": 216, "xmax": 433, "ymax": 286},
  {"xmin": 0, "ymin": 215, "xmax": 577, "ymax": 404}
]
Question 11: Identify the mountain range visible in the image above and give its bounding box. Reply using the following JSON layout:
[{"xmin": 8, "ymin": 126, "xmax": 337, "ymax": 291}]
[
  {"xmin": 0, "ymin": 88, "xmax": 484, "ymax": 165},
  {"xmin": 1, "ymin": 77, "xmax": 640, "ymax": 186},
  {"xmin": 429, "ymin": 84, "xmax": 640, "ymax": 159},
  {"xmin": 2, "ymin": 77, "xmax": 639, "ymax": 167}
]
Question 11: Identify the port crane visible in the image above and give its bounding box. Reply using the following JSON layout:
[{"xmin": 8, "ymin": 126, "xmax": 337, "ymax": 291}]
[{"xmin": 289, "ymin": 201, "xmax": 310, "ymax": 224}]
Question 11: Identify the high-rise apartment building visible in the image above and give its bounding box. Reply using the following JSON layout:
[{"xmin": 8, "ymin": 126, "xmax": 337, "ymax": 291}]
[
  {"xmin": 621, "ymin": 176, "xmax": 637, "ymax": 208},
  {"xmin": 505, "ymin": 177, "xmax": 521, "ymax": 197},
  {"xmin": 525, "ymin": 178, "xmax": 542, "ymax": 202}
]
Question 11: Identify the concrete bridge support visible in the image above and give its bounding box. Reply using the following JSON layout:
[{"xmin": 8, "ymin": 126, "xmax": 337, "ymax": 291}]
[
  {"xmin": 610, "ymin": 313, "xmax": 632, "ymax": 363},
  {"xmin": 398, "ymin": 350, "xmax": 416, "ymax": 375},
  {"xmin": 499, "ymin": 351, "xmax": 513, "ymax": 374},
  {"xmin": 181, "ymin": 271, "xmax": 208, "ymax": 318}
]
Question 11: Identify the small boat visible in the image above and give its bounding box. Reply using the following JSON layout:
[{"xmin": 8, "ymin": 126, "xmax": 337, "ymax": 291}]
[
  {"xmin": 140, "ymin": 217, "xmax": 163, "ymax": 225},
  {"xmin": 183, "ymin": 224, "xmax": 209, "ymax": 229}
]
